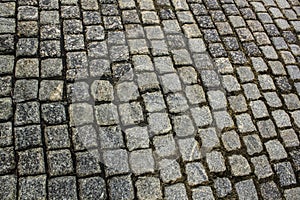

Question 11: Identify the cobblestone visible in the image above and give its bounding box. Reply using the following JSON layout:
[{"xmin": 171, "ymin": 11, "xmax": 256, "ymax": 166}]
[
  {"xmin": 2, "ymin": 0, "xmax": 300, "ymax": 198},
  {"xmin": 136, "ymin": 177, "xmax": 162, "ymax": 200}
]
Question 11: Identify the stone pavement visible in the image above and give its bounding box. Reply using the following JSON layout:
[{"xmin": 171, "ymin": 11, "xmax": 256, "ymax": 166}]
[{"xmin": 1, "ymin": 0, "xmax": 300, "ymax": 199}]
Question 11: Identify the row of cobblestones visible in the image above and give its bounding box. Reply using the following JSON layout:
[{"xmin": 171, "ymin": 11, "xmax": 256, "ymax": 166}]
[{"xmin": 0, "ymin": 0, "xmax": 300, "ymax": 199}]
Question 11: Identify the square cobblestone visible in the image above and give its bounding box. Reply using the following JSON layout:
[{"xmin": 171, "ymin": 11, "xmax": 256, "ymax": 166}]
[
  {"xmin": 0, "ymin": 55, "xmax": 14, "ymax": 75},
  {"xmin": 251, "ymin": 155, "xmax": 273, "ymax": 179},
  {"xmin": 236, "ymin": 113, "xmax": 256, "ymax": 133},
  {"xmin": 108, "ymin": 175, "xmax": 134, "ymax": 200},
  {"xmin": 263, "ymin": 92, "xmax": 282, "ymax": 108},
  {"xmin": 280, "ymin": 129, "xmax": 300, "ymax": 147},
  {"xmin": 40, "ymin": 40, "xmax": 61, "ymax": 58},
  {"xmin": 137, "ymin": 72, "xmax": 160, "ymax": 92},
  {"xmin": 15, "ymin": 125, "xmax": 42, "ymax": 150},
  {"xmin": 148, "ymin": 112, "xmax": 172, "ymax": 135},
  {"xmin": 19, "ymin": 175, "xmax": 46, "ymax": 200},
  {"xmin": 76, "ymin": 150, "xmax": 101, "ymax": 177},
  {"xmin": 39, "ymin": 80, "xmax": 64, "ymax": 101},
  {"xmin": 206, "ymin": 151, "xmax": 226, "ymax": 173},
  {"xmin": 129, "ymin": 149, "xmax": 155, "ymax": 175},
  {"xmin": 41, "ymin": 58, "xmax": 63, "ymax": 78},
  {"xmin": 228, "ymin": 94, "xmax": 248, "ymax": 113},
  {"xmin": 165, "ymin": 183, "xmax": 188, "ymax": 200},
  {"xmin": 0, "ymin": 147, "xmax": 15, "ymax": 174},
  {"xmin": 40, "ymin": 24, "xmax": 61, "ymax": 39},
  {"xmin": 0, "ymin": 122, "xmax": 12, "ymax": 147},
  {"xmin": 221, "ymin": 130, "xmax": 241, "ymax": 151},
  {"xmin": 274, "ymin": 162, "xmax": 297, "ymax": 186},
  {"xmin": 95, "ymin": 103, "xmax": 119, "ymax": 126},
  {"xmin": 48, "ymin": 176, "xmax": 77, "ymax": 200},
  {"xmin": 235, "ymin": 179, "xmax": 258, "ymax": 200},
  {"xmin": 257, "ymin": 119, "xmax": 277, "ymax": 138},
  {"xmin": 18, "ymin": 148, "xmax": 45, "ymax": 175},
  {"xmin": 214, "ymin": 177, "xmax": 232, "ymax": 198},
  {"xmin": 192, "ymin": 186, "xmax": 214, "ymax": 200},
  {"xmin": 15, "ymin": 101, "xmax": 40, "ymax": 126},
  {"xmin": 45, "ymin": 125, "xmax": 70, "ymax": 150},
  {"xmin": 265, "ymin": 139, "xmax": 287, "ymax": 161},
  {"xmin": 177, "ymin": 137, "xmax": 201, "ymax": 162},
  {"xmin": 272, "ymin": 109, "xmax": 292, "ymax": 128},
  {"xmin": 103, "ymin": 149, "xmax": 130, "ymax": 176},
  {"xmin": 119, "ymin": 102, "xmax": 144, "ymax": 126},
  {"xmin": 173, "ymin": 115, "xmax": 195, "ymax": 137},
  {"xmin": 186, "ymin": 162, "xmax": 208, "ymax": 186},
  {"xmin": 91, "ymin": 80, "xmax": 114, "ymax": 102},
  {"xmin": 47, "ymin": 149, "xmax": 74, "ymax": 176},
  {"xmin": 125, "ymin": 127, "xmax": 149, "ymax": 151},
  {"xmin": 41, "ymin": 103, "xmax": 66, "ymax": 125},
  {"xmin": 79, "ymin": 177, "xmax": 106, "ymax": 200},
  {"xmin": 18, "ymin": 6, "xmax": 38, "ymax": 20},
  {"xmin": 17, "ymin": 38, "xmax": 38, "ymax": 56},
  {"xmin": 0, "ymin": 175, "xmax": 16, "ymax": 199},
  {"xmin": 69, "ymin": 103, "xmax": 94, "ymax": 126},
  {"xmin": 243, "ymin": 134, "xmax": 263, "ymax": 155},
  {"xmin": 260, "ymin": 181, "xmax": 282, "ymax": 200},
  {"xmin": 199, "ymin": 127, "xmax": 220, "ymax": 149},
  {"xmin": 13, "ymin": 79, "xmax": 38, "ymax": 102},
  {"xmin": 191, "ymin": 106, "xmax": 213, "ymax": 127},
  {"xmin": 98, "ymin": 126, "xmax": 124, "ymax": 149},
  {"xmin": 135, "ymin": 177, "xmax": 162, "ymax": 200},
  {"xmin": 159, "ymin": 159, "xmax": 182, "ymax": 183},
  {"xmin": 72, "ymin": 125, "xmax": 98, "ymax": 151},
  {"xmin": 166, "ymin": 93, "xmax": 189, "ymax": 113},
  {"xmin": 142, "ymin": 92, "xmax": 166, "ymax": 112},
  {"xmin": 132, "ymin": 55, "xmax": 153, "ymax": 72},
  {"xmin": 153, "ymin": 133, "xmax": 177, "ymax": 158}
]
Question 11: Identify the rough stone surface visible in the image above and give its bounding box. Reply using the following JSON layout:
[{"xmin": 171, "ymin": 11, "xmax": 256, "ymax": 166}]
[{"xmin": 2, "ymin": 0, "xmax": 300, "ymax": 198}]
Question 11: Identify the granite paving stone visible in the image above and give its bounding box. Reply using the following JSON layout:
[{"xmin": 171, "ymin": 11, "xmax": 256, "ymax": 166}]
[
  {"xmin": 48, "ymin": 176, "xmax": 77, "ymax": 200},
  {"xmin": 108, "ymin": 175, "xmax": 134, "ymax": 200},
  {"xmin": 0, "ymin": 175, "xmax": 16, "ymax": 199},
  {"xmin": 47, "ymin": 149, "xmax": 73, "ymax": 176},
  {"xmin": 191, "ymin": 186, "xmax": 214, "ymax": 200},
  {"xmin": 260, "ymin": 181, "xmax": 282, "ymax": 200},
  {"xmin": 135, "ymin": 177, "xmax": 162, "ymax": 200},
  {"xmin": 79, "ymin": 177, "xmax": 106, "ymax": 200},
  {"xmin": 214, "ymin": 177, "xmax": 232, "ymax": 198},
  {"xmin": 2, "ymin": 0, "xmax": 300, "ymax": 198}
]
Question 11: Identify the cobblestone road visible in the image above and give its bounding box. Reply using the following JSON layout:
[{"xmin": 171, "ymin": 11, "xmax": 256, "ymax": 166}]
[{"xmin": 1, "ymin": 0, "xmax": 300, "ymax": 199}]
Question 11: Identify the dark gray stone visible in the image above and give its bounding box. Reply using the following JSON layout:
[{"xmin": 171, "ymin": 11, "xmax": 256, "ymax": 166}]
[
  {"xmin": 0, "ymin": 122, "xmax": 12, "ymax": 147},
  {"xmin": 214, "ymin": 178, "xmax": 232, "ymax": 197},
  {"xmin": 45, "ymin": 125, "xmax": 70, "ymax": 150},
  {"xmin": 17, "ymin": 38, "xmax": 38, "ymax": 56},
  {"xmin": 274, "ymin": 162, "xmax": 296, "ymax": 186},
  {"xmin": 0, "ymin": 147, "xmax": 15, "ymax": 174},
  {"xmin": 15, "ymin": 101, "xmax": 40, "ymax": 125},
  {"xmin": 235, "ymin": 179, "xmax": 258, "ymax": 200},
  {"xmin": 13, "ymin": 79, "xmax": 39, "ymax": 102},
  {"xmin": 41, "ymin": 103, "xmax": 66, "ymax": 125},
  {"xmin": 79, "ymin": 177, "xmax": 107, "ymax": 200},
  {"xmin": 76, "ymin": 150, "xmax": 102, "ymax": 177},
  {"xmin": 48, "ymin": 176, "xmax": 77, "ymax": 200},
  {"xmin": 47, "ymin": 149, "xmax": 74, "ymax": 176},
  {"xmin": 0, "ymin": 175, "xmax": 16, "ymax": 199},
  {"xmin": 19, "ymin": 175, "xmax": 47, "ymax": 200},
  {"xmin": 108, "ymin": 175, "xmax": 134, "ymax": 200},
  {"xmin": 260, "ymin": 181, "xmax": 281, "ymax": 200},
  {"xmin": 18, "ymin": 148, "xmax": 45, "ymax": 175},
  {"xmin": 15, "ymin": 125, "xmax": 42, "ymax": 150},
  {"xmin": 98, "ymin": 126, "xmax": 124, "ymax": 149}
]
